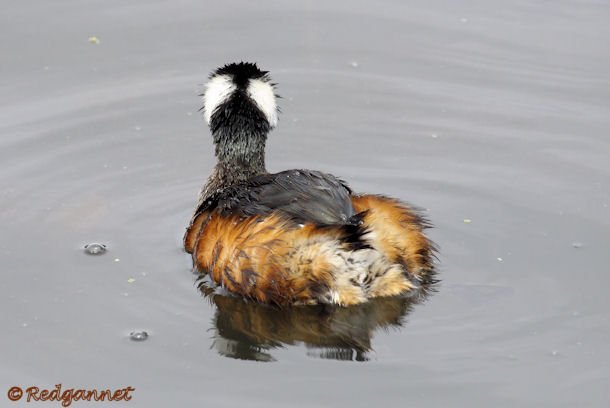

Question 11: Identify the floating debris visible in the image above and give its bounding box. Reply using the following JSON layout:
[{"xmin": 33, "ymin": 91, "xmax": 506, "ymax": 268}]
[
  {"xmin": 88, "ymin": 36, "xmax": 100, "ymax": 45},
  {"xmin": 497, "ymin": 257, "xmax": 503, "ymax": 262},
  {"xmin": 127, "ymin": 278, "xmax": 136, "ymax": 283},
  {"xmin": 84, "ymin": 243, "xmax": 107, "ymax": 255},
  {"xmin": 463, "ymin": 219, "xmax": 472, "ymax": 224},
  {"xmin": 114, "ymin": 258, "xmax": 120, "ymax": 262},
  {"xmin": 129, "ymin": 331, "xmax": 149, "ymax": 342},
  {"xmin": 572, "ymin": 242, "xmax": 583, "ymax": 249},
  {"xmin": 349, "ymin": 61, "xmax": 360, "ymax": 68},
  {"xmin": 431, "ymin": 133, "xmax": 439, "ymax": 139}
]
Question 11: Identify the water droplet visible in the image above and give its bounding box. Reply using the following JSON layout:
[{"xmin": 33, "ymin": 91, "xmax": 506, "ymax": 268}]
[
  {"xmin": 572, "ymin": 242, "xmax": 583, "ymax": 249},
  {"xmin": 84, "ymin": 243, "xmax": 107, "ymax": 255},
  {"xmin": 129, "ymin": 331, "xmax": 149, "ymax": 342}
]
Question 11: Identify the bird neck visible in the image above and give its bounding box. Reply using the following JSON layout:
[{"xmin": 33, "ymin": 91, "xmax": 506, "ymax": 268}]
[
  {"xmin": 196, "ymin": 128, "xmax": 268, "ymax": 207},
  {"xmin": 213, "ymin": 126, "xmax": 268, "ymax": 180}
]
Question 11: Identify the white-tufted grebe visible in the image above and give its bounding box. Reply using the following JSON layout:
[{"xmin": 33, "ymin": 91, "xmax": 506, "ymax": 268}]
[{"xmin": 185, "ymin": 62, "xmax": 436, "ymax": 306}]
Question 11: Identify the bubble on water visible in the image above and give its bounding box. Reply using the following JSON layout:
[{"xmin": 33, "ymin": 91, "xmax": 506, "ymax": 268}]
[
  {"xmin": 129, "ymin": 331, "xmax": 149, "ymax": 342},
  {"xmin": 349, "ymin": 61, "xmax": 359, "ymax": 68},
  {"xmin": 84, "ymin": 243, "xmax": 107, "ymax": 255},
  {"xmin": 550, "ymin": 350, "xmax": 559, "ymax": 357}
]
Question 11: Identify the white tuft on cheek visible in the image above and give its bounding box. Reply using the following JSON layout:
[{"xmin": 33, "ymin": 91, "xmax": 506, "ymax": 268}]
[
  {"xmin": 202, "ymin": 74, "xmax": 236, "ymax": 124},
  {"xmin": 247, "ymin": 79, "xmax": 278, "ymax": 128}
]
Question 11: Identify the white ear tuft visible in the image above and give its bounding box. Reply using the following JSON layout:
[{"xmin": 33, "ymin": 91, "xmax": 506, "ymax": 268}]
[
  {"xmin": 247, "ymin": 79, "xmax": 278, "ymax": 128},
  {"xmin": 202, "ymin": 74, "xmax": 236, "ymax": 124}
]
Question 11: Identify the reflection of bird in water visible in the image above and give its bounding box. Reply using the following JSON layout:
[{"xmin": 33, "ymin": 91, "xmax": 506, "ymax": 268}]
[{"xmin": 198, "ymin": 276, "xmax": 435, "ymax": 362}]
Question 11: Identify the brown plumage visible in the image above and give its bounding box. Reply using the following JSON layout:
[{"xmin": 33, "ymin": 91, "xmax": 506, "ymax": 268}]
[
  {"xmin": 351, "ymin": 195, "xmax": 436, "ymax": 283},
  {"xmin": 184, "ymin": 62, "xmax": 437, "ymax": 306}
]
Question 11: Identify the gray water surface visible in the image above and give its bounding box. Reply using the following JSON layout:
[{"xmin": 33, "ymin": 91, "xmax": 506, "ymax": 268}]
[{"xmin": 2, "ymin": 1, "xmax": 609, "ymax": 407}]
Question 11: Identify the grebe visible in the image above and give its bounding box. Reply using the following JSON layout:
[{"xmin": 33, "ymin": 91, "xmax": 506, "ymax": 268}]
[{"xmin": 185, "ymin": 62, "xmax": 436, "ymax": 306}]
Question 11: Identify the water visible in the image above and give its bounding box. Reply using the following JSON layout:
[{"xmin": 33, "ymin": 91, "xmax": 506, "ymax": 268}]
[
  {"xmin": 2, "ymin": 0, "xmax": 609, "ymax": 406},
  {"xmin": 129, "ymin": 331, "xmax": 149, "ymax": 342},
  {"xmin": 84, "ymin": 243, "xmax": 107, "ymax": 255}
]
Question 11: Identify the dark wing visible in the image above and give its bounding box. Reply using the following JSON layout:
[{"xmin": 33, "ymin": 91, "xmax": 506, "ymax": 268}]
[{"xmin": 199, "ymin": 170, "xmax": 356, "ymax": 226}]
